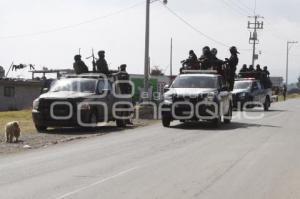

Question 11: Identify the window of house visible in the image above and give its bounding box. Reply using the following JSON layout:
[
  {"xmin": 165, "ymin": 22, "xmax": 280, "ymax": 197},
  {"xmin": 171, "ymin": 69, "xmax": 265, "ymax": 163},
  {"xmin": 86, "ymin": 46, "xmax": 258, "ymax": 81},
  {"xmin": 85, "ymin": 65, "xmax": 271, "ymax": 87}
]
[{"xmin": 4, "ymin": 86, "xmax": 15, "ymax": 97}]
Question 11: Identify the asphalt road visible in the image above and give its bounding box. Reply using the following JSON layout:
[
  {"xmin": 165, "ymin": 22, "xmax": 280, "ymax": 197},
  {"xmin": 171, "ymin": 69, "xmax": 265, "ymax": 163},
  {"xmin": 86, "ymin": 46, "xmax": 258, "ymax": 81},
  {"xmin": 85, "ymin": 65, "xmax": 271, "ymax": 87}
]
[{"xmin": 0, "ymin": 99, "xmax": 300, "ymax": 199}]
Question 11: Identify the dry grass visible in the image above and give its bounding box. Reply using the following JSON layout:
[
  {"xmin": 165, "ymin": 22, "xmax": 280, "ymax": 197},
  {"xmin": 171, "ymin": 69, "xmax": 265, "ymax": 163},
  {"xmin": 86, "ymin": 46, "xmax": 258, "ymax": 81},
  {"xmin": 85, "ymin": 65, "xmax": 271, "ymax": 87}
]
[
  {"xmin": 0, "ymin": 109, "xmax": 36, "ymax": 134},
  {"xmin": 278, "ymin": 93, "xmax": 300, "ymax": 101}
]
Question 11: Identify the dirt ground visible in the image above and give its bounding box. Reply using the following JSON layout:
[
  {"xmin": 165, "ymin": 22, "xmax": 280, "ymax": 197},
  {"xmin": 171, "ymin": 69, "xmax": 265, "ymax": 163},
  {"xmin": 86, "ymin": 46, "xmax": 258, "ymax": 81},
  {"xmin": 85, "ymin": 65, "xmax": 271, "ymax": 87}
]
[{"xmin": 0, "ymin": 120, "xmax": 158, "ymax": 155}]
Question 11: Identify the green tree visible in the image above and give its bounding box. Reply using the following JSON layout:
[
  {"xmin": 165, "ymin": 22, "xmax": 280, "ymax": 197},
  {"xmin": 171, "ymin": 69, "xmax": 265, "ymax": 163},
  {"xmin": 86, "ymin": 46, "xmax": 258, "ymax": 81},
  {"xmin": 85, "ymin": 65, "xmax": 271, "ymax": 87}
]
[{"xmin": 297, "ymin": 76, "xmax": 300, "ymax": 88}]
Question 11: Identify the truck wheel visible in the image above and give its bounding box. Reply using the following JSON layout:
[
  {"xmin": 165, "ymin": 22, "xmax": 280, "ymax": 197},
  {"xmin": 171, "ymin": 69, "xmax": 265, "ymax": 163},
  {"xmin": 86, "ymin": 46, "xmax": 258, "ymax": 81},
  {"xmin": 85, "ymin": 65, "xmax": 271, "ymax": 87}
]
[
  {"xmin": 116, "ymin": 119, "xmax": 126, "ymax": 128},
  {"xmin": 224, "ymin": 104, "xmax": 232, "ymax": 124},
  {"xmin": 116, "ymin": 111, "xmax": 127, "ymax": 128},
  {"xmin": 35, "ymin": 125, "xmax": 47, "ymax": 133},
  {"xmin": 264, "ymin": 97, "xmax": 270, "ymax": 111},
  {"xmin": 212, "ymin": 116, "xmax": 221, "ymax": 127},
  {"xmin": 162, "ymin": 116, "xmax": 171, "ymax": 127},
  {"xmin": 89, "ymin": 112, "xmax": 98, "ymax": 127}
]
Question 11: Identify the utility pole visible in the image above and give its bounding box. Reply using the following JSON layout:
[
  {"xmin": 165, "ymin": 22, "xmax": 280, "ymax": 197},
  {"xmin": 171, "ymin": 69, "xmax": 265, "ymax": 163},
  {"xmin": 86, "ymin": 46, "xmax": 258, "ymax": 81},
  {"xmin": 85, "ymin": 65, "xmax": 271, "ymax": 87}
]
[
  {"xmin": 144, "ymin": 0, "xmax": 150, "ymax": 97},
  {"xmin": 286, "ymin": 41, "xmax": 298, "ymax": 86},
  {"xmin": 143, "ymin": 0, "xmax": 168, "ymax": 99},
  {"xmin": 248, "ymin": 15, "xmax": 264, "ymax": 66},
  {"xmin": 170, "ymin": 37, "xmax": 173, "ymax": 85}
]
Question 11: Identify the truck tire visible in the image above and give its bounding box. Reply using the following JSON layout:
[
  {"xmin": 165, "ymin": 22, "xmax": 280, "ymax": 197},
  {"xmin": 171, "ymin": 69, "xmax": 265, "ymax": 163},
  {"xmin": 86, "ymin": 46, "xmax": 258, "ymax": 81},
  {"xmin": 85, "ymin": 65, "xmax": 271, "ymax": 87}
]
[
  {"xmin": 116, "ymin": 119, "xmax": 126, "ymax": 128},
  {"xmin": 224, "ymin": 104, "xmax": 232, "ymax": 124},
  {"xmin": 162, "ymin": 116, "xmax": 171, "ymax": 127},
  {"xmin": 264, "ymin": 97, "xmax": 270, "ymax": 111},
  {"xmin": 88, "ymin": 111, "xmax": 98, "ymax": 128},
  {"xmin": 116, "ymin": 111, "xmax": 126, "ymax": 128},
  {"xmin": 35, "ymin": 125, "xmax": 47, "ymax": 133},
  {"xmin": 212, "ymin": 116, "xmax": 221, "ymax": 127}
]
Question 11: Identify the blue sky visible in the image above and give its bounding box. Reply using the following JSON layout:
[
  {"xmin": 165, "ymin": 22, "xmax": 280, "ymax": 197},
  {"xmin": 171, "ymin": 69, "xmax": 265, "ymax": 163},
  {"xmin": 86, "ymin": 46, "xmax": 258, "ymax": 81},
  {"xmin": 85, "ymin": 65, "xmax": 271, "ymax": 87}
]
[{"xmin": 0, "ymin": 0, "xmax": 299, "ymax": 83}]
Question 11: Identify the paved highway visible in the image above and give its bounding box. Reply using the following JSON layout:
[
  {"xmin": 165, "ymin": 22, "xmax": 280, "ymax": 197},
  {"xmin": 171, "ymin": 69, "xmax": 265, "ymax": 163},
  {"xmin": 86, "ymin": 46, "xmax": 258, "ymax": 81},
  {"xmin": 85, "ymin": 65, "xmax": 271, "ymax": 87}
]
[{"xmin": 0, "ymin": 99, "xmax": 300, "ymax": 199}]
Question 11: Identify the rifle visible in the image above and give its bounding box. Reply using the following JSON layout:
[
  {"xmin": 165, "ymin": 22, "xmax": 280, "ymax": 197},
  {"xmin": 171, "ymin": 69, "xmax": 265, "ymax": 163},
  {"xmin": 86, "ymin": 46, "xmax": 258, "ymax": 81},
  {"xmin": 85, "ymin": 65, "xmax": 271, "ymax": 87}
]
[{"xmin": 86, "ymin": 48, "xmax": 96, "ymax": 72}]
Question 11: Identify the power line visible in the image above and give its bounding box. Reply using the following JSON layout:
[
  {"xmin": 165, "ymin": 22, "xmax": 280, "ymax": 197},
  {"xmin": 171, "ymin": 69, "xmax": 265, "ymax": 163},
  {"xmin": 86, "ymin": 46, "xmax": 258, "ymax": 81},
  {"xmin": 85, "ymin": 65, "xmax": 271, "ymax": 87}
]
[
  {"xmin": 216, "ymin": 0, "xmax": 249, "ymax": 17},
  {"xmin": 162, "ymin": 4, "xmax": 251, "ymax": 51},
  {"xmin": 0, "ymin": 1, "xmax": 144, "ymax": 39}
]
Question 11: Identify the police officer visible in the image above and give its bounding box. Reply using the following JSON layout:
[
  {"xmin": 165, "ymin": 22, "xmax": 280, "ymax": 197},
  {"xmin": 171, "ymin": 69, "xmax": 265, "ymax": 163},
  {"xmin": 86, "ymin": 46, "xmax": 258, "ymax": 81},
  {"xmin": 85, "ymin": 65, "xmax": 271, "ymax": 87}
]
[
  {"xmin": 93, "ymin": 50, "xmax": 109, "ymax": 75},
  {"xmin": 73, "ymin": 55, "xmax": 89, "ymax": 74},
  {"xmin": 184, "ymin": 50, "xmax": 199, "ymax": 70},
  {"xmin": 117, "ymin": 64, "xmax": 131, "ymax": 95},
  {"xmin": 116, "ymin": 64, "xmax": 133, "ymax": 125},
  {"xmin": 199, "ymin": 46, "xmax": 212, "ymax": 70},
  {"xmin": 256, "ymin": 64, "xmax": 262, "ymax": 72},
  {"xmin": 283, "ymin": 84, "xmax": 287, "ymax": 101},
  {"xmin": 263, "ymin": 66, "xmax": 270, "ymax": 77},
  {"xmin": 225, "ymin": 46, "xmax": 239, "ymax": 91},
  {"xmin": 248, "ymin": 65, "xmax": 255, "ymax": 72},
  {"xmin": 211, "ymin": 48, "xmax": 224, "ymax": 74},
  {"xmin": 239, "ymin": 64, "xmax": 248, "ymax": 73}
]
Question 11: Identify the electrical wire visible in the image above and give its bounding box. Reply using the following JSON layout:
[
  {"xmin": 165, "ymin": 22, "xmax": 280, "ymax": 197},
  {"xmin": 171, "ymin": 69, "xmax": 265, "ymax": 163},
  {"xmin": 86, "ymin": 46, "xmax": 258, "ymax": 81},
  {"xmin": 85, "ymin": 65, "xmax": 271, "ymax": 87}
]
[
  {"xmin": 0, "ymin": 1, "xmax": 144, "ymax": 39},
  {"xmin": 162, "ymin": 4, "xmax": 251, "ymax": 51}
]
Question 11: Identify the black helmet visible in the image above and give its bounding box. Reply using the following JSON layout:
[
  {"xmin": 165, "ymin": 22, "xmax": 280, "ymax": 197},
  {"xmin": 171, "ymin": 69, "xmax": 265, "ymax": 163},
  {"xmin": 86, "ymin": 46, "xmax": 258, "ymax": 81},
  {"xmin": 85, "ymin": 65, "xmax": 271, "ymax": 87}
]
[
  {"xmin": 202, "ymin": 46, "xmax": 210, "ymax": 55},
  {"xmin": 189, "ymin": 50, "xmax": 194, "ymax": 55},
  {"xmin": 203, "ymin": 46, "xmax": 210, "ymax": 51},
  {"xmin": 74, "ymin": 54, "xmax": 81, "ymax": 61},
  {"xmin": 120, "ymin": 64, "xmax": 127, "ymax": 69},
  {"xmin": 263, "ymin": 66, "xmax": 268, "ymax": 70},
  {"xmin": 230, "ymin": 46, "xmax": 239, "ymax": 54},
  {"xmin": 98, "ymin": 50, "xmax": 105, "ymax": 54},
  {"xmin": 211, "ymin": 48, "xmax": 217, "ymax": 56}
]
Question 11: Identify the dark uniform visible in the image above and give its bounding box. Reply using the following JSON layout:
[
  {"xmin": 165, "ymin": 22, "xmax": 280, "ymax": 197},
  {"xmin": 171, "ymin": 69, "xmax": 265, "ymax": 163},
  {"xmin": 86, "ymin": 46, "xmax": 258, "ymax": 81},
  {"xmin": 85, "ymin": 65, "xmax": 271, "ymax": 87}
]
[
  {"xmin": 256, "ymin": 64, "xmax": 262, "ymax": 72},
  {"xmin": 117, "ymin": 64, "xmax": 131, "ymax": 95},
  {"xmin": 239, "ymin": 64, "xmax": 248, "ymax": 73},
  {"xmin": 73, "ymin": 55, "xmax": 89, "ymax": 74},
  {"xmin": 248, "ymin": 65, "xmax": 255, "ymax": 72},
  {"xmin": 283, "ymin": 84, "xmax": 287, "ymax": 101},
  {"xmin": 183, "ymin": 50, "xmax": 200, "ymax": 70},
  {"xmin": 263, "ymin": 66, "xmax": 270, "ymax": 77},
  {"xmin": 94, "ymin": 50, "xmax": 109, "ymax": 75},
  {"xmin": 116, "ymin": 64, "xmax": 133, "ymax": 125},
  {"xmin": 211, "ymin": 48, "xmax": 224, "ymax": 74},
  {"xmin": 199, "ymin": 46, "xmax": 212, "ymax": 70},
  {"xmin": 262, "ymin": 66, "xmax": 272, "ymax": 88},
  {"xmin": 226, "ymin": 46, "xmax": 239, "ymax": 91}
]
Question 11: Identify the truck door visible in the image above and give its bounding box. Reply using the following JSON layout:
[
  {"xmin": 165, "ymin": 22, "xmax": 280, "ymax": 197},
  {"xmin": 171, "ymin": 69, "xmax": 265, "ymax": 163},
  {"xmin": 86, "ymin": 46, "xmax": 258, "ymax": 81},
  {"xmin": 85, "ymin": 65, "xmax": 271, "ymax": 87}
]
[
  {"xmin": 251, "ymin": 81, "xmax": 260, "ymax": 102},
  {"xmin": 256, "ymin": 82, "xmax": 265, "ymax": 104},
  {"xmin": 97, "ymin": 80, "xmax": 114, "ymax": 121}
]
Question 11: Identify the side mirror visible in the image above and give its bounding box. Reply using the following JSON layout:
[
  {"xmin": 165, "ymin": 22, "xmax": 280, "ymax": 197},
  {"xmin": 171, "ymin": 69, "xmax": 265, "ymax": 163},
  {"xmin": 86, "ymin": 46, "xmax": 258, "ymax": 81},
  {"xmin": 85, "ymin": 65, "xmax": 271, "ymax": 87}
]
[
  {"xmin": 41, "ymin": 87, "xmax": 49, "ymax": 94},
  {"xmin": 164, "ymin": 85, "xmax": 170, "ymax": 93}
]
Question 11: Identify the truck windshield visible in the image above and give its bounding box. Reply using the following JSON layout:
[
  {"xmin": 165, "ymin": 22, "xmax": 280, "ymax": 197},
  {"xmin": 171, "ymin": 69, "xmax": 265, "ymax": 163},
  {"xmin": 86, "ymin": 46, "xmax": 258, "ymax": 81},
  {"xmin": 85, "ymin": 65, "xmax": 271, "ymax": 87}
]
[
  {"xmin": 172, "ymin": 76, "xmax": 218, "ymax": 88},
  {"xmin": 50, "ymin": 78, "xmax": 97, "ymax": 93},
  {"xmin": 234, "ymin": 81, "xmax": 251, "ymax": 89}
]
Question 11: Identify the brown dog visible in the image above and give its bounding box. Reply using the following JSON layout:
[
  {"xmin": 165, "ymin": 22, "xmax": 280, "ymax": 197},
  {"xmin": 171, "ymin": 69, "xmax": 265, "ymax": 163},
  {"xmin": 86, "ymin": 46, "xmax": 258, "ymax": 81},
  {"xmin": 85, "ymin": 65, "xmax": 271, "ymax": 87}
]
[{"xmin": 5, "ymin": 121, "xmax": 21, "ymax": 143}]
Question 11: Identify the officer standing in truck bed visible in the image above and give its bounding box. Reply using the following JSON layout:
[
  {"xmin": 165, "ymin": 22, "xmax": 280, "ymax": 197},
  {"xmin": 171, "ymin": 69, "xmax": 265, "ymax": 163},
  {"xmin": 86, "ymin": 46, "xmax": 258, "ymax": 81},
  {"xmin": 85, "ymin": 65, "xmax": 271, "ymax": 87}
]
[
  {"xmin": 93, "ymin": 50, "xmax": 110, "ymax": 75},
  {"xmin": 73, "ymin": 55, "xmax": 89, "ymax": 74}
]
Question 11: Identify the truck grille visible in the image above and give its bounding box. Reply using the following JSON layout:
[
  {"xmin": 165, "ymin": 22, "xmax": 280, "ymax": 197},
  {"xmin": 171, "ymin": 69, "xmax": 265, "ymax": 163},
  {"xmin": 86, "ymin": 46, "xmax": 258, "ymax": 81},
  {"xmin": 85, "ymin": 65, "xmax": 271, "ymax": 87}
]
[{"xmin": 39, "ymin": 99, "xmax": 76, "ymax": 120}]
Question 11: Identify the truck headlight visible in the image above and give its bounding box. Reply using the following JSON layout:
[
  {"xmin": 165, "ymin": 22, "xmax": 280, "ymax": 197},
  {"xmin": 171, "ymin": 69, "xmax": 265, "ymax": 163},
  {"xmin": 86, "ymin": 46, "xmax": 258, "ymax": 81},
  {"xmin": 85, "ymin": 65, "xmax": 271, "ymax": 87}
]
[
  {"xmin": 80, "ymin": 103, "xmax": 91, "ymax": 110},
  {"xmin": 239, "ymin": 92, "xmax": 246, "ymax": 99},
  {"xmin": 33, "ymin": 99, "xmax": 39, "ymax": 110},
  {"xmin": 164, "ymin": 95, "xmax": 173, "ymax": 104},
  {"xmin": 206, "ymin": 92, "xmax": 216, "ymax": 101}
]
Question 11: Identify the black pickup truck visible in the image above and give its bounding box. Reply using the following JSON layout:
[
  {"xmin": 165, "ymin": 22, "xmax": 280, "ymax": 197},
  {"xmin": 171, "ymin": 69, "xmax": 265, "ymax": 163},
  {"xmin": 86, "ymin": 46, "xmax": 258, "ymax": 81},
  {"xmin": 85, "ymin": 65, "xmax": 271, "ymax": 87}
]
[
  {"xmin": 232, "ymin": 78, "xmax": 272, "ymax": 111},
  {"xmin": 32, "ymin": 73, "xmax": 132, "ymax": 132}
]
